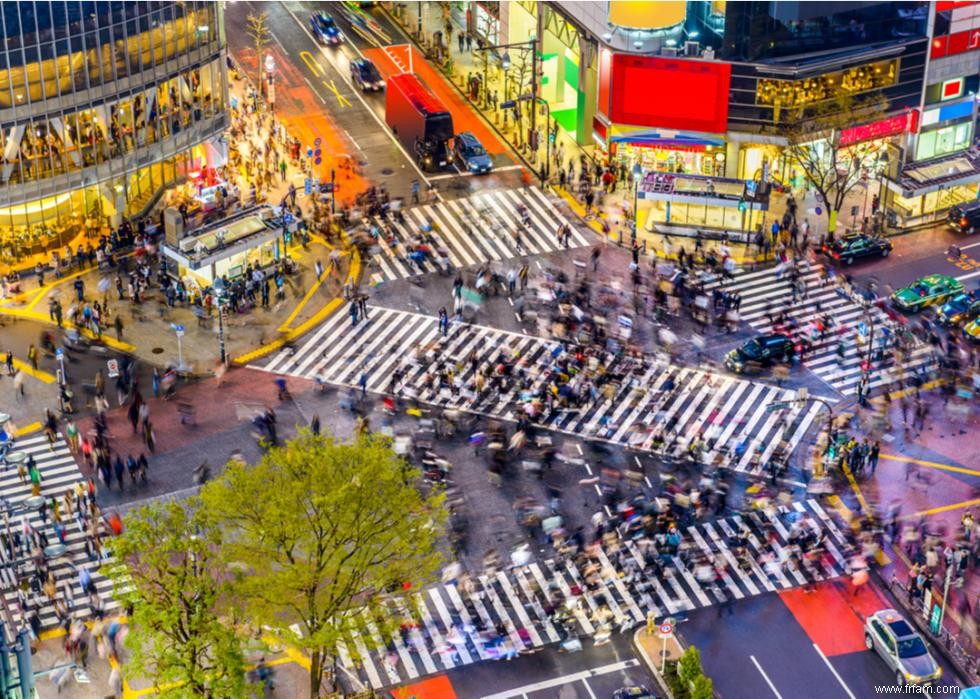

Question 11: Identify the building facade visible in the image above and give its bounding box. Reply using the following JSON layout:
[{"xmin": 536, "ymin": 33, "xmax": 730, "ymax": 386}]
[
  {"xmin": 0, "ymin": 1, "xmax": 229, "ymax": 266},
  {"xmin": 467, "ymin": 0, "xmax": 977, "ymax": 235}
]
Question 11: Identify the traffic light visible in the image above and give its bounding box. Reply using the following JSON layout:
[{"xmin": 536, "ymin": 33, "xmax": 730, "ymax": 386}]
[{"xmin": 738, "ymin": 198, "xmax": 747, "ymax": 212}]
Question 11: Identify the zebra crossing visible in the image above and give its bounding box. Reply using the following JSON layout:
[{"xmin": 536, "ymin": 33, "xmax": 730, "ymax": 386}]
[
  {"xmin": 711, "ymin": 263, "xmax": 936, "ymax": 395},
  {"xmin": 364, "ymin": 186, "xmax": 591, "ymax": 283},
  {"xmin": 260, "ymin": 306, "xmax": 824, "ymax": 474},
  {"xmin": 332, "ymin": 499, "xmax": 850, "ymax": 690},
  {"xmin": 0, "ymin": 435, "xmax": 116, "ymax": 630}
]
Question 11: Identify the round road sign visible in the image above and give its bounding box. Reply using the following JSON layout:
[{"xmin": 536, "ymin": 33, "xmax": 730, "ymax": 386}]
[{"xmin": 659, "ymin": 622, "xmax": 673, "ymax": 635}]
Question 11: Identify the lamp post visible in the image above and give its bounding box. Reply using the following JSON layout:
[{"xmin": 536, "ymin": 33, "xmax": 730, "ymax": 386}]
[
  {"xmin": 213, "ymin": 277, "xmax": 227, "ymax": 365},
  {"xmin": 330, "ymin": 168, "xmax": 336, "ymax": 215},
  {"xmin": 477, "ymin": 37, "xmax": 540, "ymax": 165}
]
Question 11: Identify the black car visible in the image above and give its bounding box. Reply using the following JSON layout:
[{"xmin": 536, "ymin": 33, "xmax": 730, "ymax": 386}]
[
  {"xmin": 725, "ymin": 333, "xmax": 796, "ymax": 373},
  {"xmin": 948, "ymin": 200, "xmax": 980, "ymax": 235},
  {"xmin": 350, "ymin": 58, "xmax": 384, "ymax": 91},
  {"xmin": 821, "ymin": 234, "xmax": 893, "ymax": 265}
]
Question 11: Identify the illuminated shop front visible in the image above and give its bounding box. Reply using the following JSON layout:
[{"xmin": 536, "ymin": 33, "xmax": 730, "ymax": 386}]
[
  {"xmin": 161, "ymin": 206, "xmax": 292, "ymax": 288},
  {"xmin": 636, "ymin": 173, "xmax": 768, "ymax": 244},
  {"xmin": 606, "ymin": 131, "xmax": 727, "ymax": 177},
  {"xmin": 883, "ymin": 155, "xmax": 980, "ymax": 229},
  {"xmin": 0, "ymin": 1, "xmax": 227, "ymax": 270}
]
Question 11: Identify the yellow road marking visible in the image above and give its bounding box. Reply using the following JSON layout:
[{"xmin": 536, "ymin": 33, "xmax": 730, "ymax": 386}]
[
  {"xmin": 323, "ymin": 79, "xmax": 352, "ymax": 108},
  {"xmin": 827, "ymin": 494, "xmax": 890, "ymax": 565},
  {"xmin": 880, "ymin": 453, "xmax": 980, "ymax": 478},
  {"xmin": 300, "ymin": 50, "xmax": 324, "ymax": 78},
  {"xmin": 232, "ymin": 248, "xmax": 361, "ymax": 365},
  {"xmin": 16, "ymin": 421, "xmax": 41, "ymax": 436},
  {"xmin": 12, "ymin": 358, "xmax": 56, "ymax": 384},
  {"xmin": 898, "ymin": 498, "xmax": 980, "ymax": 521}
]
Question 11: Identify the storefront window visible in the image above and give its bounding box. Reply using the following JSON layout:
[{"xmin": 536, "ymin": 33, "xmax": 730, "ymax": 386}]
[
  {"xmin": 915, "ymin": 122, "xmax": 973, "ymax": 161},
  {"xmin": 756, "ymin": 59, "xmax": 899, "ymax": 109},
  {"xmin": 0, "ymin": 57, "xmax": 225, "ymax": 186}
]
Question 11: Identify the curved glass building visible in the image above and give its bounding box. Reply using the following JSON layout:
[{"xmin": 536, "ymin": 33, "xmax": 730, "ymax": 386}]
[{"xmin": 0, "ymin": 1, "xmax": 228, "ymax": 265}]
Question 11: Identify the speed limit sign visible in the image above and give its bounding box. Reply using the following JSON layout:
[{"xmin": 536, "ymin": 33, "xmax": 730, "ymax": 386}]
[{"xmin": 659, "ymin": 622, "xmax": 673, "ymax": 636}]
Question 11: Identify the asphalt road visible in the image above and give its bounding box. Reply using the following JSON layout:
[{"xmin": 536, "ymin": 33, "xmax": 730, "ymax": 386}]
[
  {"xmin": 442, "ymin": 631, "xmax": 655, "ymax": 699},
  {"xmin": 683, "ymin": 578, "xmax": 966, "ymax": 699}
]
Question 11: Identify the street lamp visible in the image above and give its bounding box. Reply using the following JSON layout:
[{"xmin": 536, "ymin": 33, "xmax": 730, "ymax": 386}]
[
  {"xmin": 476, "ymin": 37, "xmax": 540, "ymax": 168},
  {"xmin": 631, "ymin": 162, "xmax": 643, "ymax": 245},
  {"xmin": 213, "ymin": 276, "xmax": 227, "ymax": 365}
]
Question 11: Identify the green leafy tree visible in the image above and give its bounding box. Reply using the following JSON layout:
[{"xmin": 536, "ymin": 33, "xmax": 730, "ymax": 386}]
[
  {"xmin": 678, "ymin": 645, "xmax": 703, "ymax": 687},
  {"xmin": 779, "ymin": 91, "xmax": 889, "ymax": 234},
  {"xmin": 199, "ymin": 432, "xmax": 446, "ymax": 698},
  {"xmin": 690, "ymin": 674, "xmax": 714, "ymax": 699},
  {"xmin": 105, "ymin": 500, "xmax": 246, "ymax": 698}
]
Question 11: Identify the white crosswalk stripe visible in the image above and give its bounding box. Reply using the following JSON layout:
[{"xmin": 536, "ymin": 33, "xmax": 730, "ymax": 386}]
[
  {"xmin": 709, "ymin": 263, "xmax": 938, "ymax": 395},
  {"xmin": 260, "ymin": 307, "xmax": 819, "ymax": 475},
  {"xmin": 362, "ymin": 187, "xmax": 591, "ymax": 283},
  {"xmin": 0, "ymin": 435, "xmax": 117, "ymax": 630},
  {"xmin": 333, "ymin": 500, "xmax": 849, "ymax": 690}
]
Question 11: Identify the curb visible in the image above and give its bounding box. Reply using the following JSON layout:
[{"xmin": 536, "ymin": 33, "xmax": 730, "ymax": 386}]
[
  {"xmin": 632, "ymin": 627, "xmax": 678, "ymax": 699},
  {"xmin": 231, "ymin": 247, "xmax": 361, "ymax": 365}
]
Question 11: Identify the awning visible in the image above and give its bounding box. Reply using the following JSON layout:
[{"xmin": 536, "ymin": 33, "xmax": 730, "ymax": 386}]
[{"xmin": 610, "ymin": 130, "xmax": 726, "ymax": 149}]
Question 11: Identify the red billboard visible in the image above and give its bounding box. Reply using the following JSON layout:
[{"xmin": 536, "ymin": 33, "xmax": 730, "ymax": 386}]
[
  {"xmin": 609, "ymin": 55, "xmax": 731, "ymax": 133},
  {"xmin": 838, "ymin": 111, "xmax": 919, "ymax": 147}
]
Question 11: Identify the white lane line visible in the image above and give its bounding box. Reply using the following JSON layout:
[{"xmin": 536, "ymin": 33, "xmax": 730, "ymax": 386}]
[
  {"xmin": 479, "ymin": 659, "xmax": 640, "ymax": 699},
  {"xmin": 750, "ymin": 655, "xmax": 784, "ymax": 699},
  {"xmin": 281, "ymin": 4, "xmax": 431, "ymax": 185},
  {"xmin": 812, "ymin": 643, "xmax": 857, "ymax": 699}
]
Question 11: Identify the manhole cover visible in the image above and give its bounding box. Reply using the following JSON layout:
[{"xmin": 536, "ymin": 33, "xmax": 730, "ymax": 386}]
[
  {"xmin": 151, "ymin": 347, "xmax": 164, "ymax": 354},
  {"xmin": 380, "ymin": 168, "xmax": 394, "ymax": 176}
]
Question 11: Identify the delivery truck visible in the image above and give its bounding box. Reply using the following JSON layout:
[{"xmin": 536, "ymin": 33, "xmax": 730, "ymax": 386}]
[{"xmin": 385, "ymin": 73, "xmax": 454, "ymax": 171}]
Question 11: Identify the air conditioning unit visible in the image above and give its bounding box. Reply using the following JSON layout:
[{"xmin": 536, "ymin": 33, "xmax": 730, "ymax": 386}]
[
  {"xmin": 661, "ymin": 47, "xmax": 679, "ymax": 57},
  {"xmin": 684, "ymin": 41, "xmax": 700, "ymax": 57}
]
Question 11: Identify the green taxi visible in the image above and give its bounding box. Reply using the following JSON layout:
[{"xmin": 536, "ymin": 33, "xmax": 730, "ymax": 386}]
[{"xmin": 891, "ymin": 274, "xmax": 963, "ymax": 313}]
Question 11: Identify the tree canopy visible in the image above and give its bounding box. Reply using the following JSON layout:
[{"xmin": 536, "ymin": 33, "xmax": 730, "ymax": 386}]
[
  {"xmin": 199, "ymin": 431, "xmax": 446, "ymax": 697},
  {"xmin": 106, "ymin": 499, "xmax": 246, "ymax": 699},
  {"xmin": 779, "ymin": 91, "xmax": 889, "ymax": 233}
]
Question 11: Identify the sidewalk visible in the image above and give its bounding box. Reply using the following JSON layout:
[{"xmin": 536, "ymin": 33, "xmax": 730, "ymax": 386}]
[
  {"xmin": 833, "ymin": 385, "xmax": 980, "ymax": 671},
  {"xmin": 0, "ymin": 77, "xmax": 358, "ymax": 376}
]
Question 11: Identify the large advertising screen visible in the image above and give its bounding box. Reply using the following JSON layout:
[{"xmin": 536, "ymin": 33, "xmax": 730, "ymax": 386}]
[{"xmin": 609, "ymin": 55, "xmax": 731, "ymax": 133}]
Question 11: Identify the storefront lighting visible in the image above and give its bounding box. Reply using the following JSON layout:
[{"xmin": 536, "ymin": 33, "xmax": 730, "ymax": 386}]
[
  {"xmin": 665, "ymin": 39, "xmax": 677, "ymax": 47},
  {"xmin": 689, "ymin": 31, "xmax": 700, "ymax": 39},
  {"xmin": 0, "ymin": 192, "xmax": 72, "ymax": 217}
]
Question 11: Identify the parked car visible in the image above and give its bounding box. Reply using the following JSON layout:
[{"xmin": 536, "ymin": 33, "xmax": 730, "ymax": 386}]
[
  {"xmin": 310, "ymin": 11, "xmax": 343, "ymax": 45},
  {"xmin": 612, "ymin": 687, "xmax": 657, "ymax": 699},
  {"xmin": 821, "ymin": 233, "xmax": 893, "ymax": 265},
  {"xmin": 453, "ymin": 131, "xmax": 493, "ymax": 174},
  {"xmin": 864, "ymin": 609, "xmax": 941, "ymax": 687},
  {"xmin": 891, "ymin": 274, "xmax": 964, "ymax": 312},
  {"xmin": 725, "ymin": 333, "xmax": 795, "ymax": 373},
  {"xmin": 350, "ymin": 58, "xmax": 384, "ymax": 91}
]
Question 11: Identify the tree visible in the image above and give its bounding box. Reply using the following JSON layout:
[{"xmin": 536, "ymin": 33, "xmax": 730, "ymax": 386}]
[
  {"xmin": 690, "ymin": 674, "xmax": 714, "ymax": 699},
  {"xmin": 678, "ymin": 645, "xmax": 703, "ymax": 687},
  {"xmin": 199, "ymin": 432, "xmax": 446, "ymax": 698},
  {"xmin": 105, "ymin": 500, "xmax": 246, "ymax": 698},
  {"xmin": 245, "ymin": 11, "xmax": 271, "ymax": 89},
  {"xmin": 779, "ymin": 92, "xmax": 889, "ymax": 234}
]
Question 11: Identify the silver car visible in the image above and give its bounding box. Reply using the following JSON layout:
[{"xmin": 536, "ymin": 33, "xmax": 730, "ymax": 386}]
[{"xmin": 864, "ymin": 609, "xmax": 942, "ymax": 686}]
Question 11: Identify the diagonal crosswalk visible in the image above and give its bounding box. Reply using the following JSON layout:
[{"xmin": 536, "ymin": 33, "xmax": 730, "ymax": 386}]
[
  {"xmin": 260, "ymin": 306, "xmax": 823, "ymax": 474},
  {"xmin": 709, "ymin": 263, "xmax": 938, "ymax": 395},
  {"xmin": 332, "ymin": 499, "xmax": 849, "ymax": 690},
  {"xmin": 0, "ymin": 435, "xmax": 117, "ymax": 630},
  {"xmin": 363, "ymin": 187, "xmax": 591, "ymax": 282}
]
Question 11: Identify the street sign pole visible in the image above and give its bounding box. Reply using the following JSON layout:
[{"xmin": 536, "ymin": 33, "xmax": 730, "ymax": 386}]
[
  {"xmin": 55, "ymin": 348, "xmax": 66, "ymax": 385},
  {"xmin": 658, "ymin": 621, "xmax": 674, "ymax": 673},
  {"xmin": 171, "ymin": 323, "xmax": 186, "ymax": 371}
]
